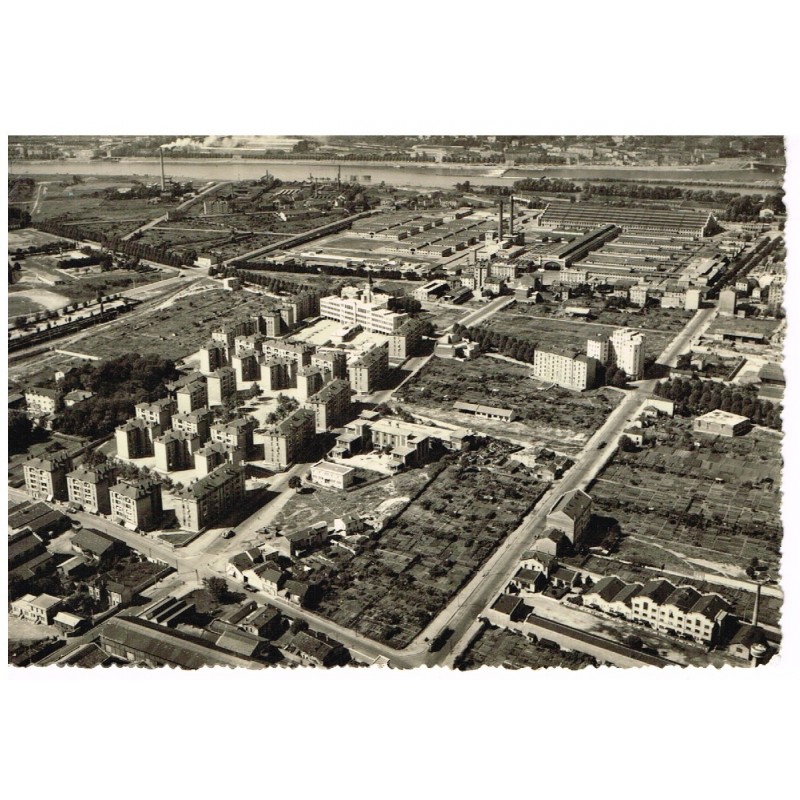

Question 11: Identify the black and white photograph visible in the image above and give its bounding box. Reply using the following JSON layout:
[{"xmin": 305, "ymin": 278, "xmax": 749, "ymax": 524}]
[
  {"xmin": 6, "ymin": 134, "xmax": 788, "ymax": 672},
  {"xmin": 3, "ymin": 3, "xmax": 797, "ymax": 799}
]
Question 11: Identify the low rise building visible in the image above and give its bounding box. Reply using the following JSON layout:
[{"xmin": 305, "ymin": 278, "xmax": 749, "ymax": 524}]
[
  {"xmin": 310, "ymin": 460, "xmax": 356, "ymax": 490},
  {"xmin": 25, "ymin": 386, "xmax": 64, "ymax": 416},
  {"xmin": 693, "ymin": 410, "xmax": 751, "ymax": 438},
  {"xmin": 10, "ymin": 593, "xmax": 62, "ymax": 625}
]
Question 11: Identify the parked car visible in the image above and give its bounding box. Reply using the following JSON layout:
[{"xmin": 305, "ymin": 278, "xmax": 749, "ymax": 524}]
[{"xmin": 222, "ymin": 529, "xmax": 236, "ymax": 540}]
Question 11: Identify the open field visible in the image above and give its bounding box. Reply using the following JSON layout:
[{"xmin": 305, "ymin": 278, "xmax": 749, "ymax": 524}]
[
  {"xmin": 311, "ymin": 442, "xmax": 546, "ymax": 648},
  {"xmin": 65, "ymin": 287, "xmax": 272, "ymax": 361},
  {"xmin": 705, "ymin": 316, "xmax": 781, "ymax": 339},
  {"xmin": 587, "ymin": 418, "xmax": 783, "ymax": 576},
  {"xmin": 8, "ymin": 228, "xmax": 75, "ymax": 251},
  {"xmin": 275, "ymin": 469, "xmax": 434, "ymax": 532},
  {"xmin": 456, "ymin": 624, "xmax": 597, "ymax": 670},
  {"xmin": 395, "ymin": 355, "xmax": 622, "ymax": 452},
  {"xmin": 481, "ymin": 304, "xmax": 678, "ymax": 362}
]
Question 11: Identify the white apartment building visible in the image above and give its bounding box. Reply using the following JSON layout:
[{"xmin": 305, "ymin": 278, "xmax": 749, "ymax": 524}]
[{"xmin": 610, "ymin": 328, "xmax": 646, "ymax": 380}]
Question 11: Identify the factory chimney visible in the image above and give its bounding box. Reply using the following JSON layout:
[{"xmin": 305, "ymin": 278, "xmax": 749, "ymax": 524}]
[
  {"xmin": 510, "ymin": 195, "xmax": 515, "ymax": 237},
  {"xmin": 498, "ymin": 201, "xmax": 504, "ymax": 241},
  {"xmin": 159, "ymin": 148, "xmax": 166, "ymax": 191},
  {"xmin": 752, "ymin": 581, "xmax": 761, "ymax": 626}
]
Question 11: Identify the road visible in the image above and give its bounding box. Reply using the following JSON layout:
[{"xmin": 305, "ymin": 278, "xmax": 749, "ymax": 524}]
[
  {"xmin": 458, "ymin": 295, "xmax": 515, "ymax": 328},
  {"xmin": 121, "ymin": 182, "xmax": 231, "ymax": 241},
  {"xmin": 12, "ymin": 306, "xmax": 744, "ymax": 668}
]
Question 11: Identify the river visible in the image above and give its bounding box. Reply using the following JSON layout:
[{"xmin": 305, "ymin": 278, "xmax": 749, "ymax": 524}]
[{"xmin": 8, "ymin": 158, "xmax": 781, "ymax": 190}]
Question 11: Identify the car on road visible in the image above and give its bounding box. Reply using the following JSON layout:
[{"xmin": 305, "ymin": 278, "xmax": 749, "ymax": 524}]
[
  {"xmin": 244, "ymin": 585, "xmax": 257, "ymax": 593},
  {"xmin": 597, "ymin": 441, "xmax": 607, "ymax": 450},
  {"xmin": 221, "ymin": 529, "xmax": 236, "ymax": 540}
]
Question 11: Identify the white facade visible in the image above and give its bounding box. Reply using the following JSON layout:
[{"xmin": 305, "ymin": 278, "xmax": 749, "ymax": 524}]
[{"xmin": 610, "ymin": 328, "xmax": 645, "ymax": 380}]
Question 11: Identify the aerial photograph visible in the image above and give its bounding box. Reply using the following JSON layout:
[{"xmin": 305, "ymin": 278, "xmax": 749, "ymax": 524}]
[{"xmin": 7, "ymin": 134, "xmax": 786, "ymax": 670}]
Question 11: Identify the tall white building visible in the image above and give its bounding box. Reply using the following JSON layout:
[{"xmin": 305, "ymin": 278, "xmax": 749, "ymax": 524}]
[
  {"xmin": 587, "ymin": 333, "xmax": 610, "ymax": 365},
  {"xmin": 319, "ymin": 282, "xmax": 408, "ymax": 335},
  {"xmin": 610, "ymin": 328, "xmax": 645, "ymax": 380}
]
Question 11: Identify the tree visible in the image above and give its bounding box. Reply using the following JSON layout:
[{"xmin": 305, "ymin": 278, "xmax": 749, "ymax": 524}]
[
  {"xmin": 203, "ymin": 576, "xmax": 228, "ymax": 603},
  {"xmin": 610, "ymin": 369, "xmax": 628, "ymax": 388},
  {"xmin": 619, "ymin": 435, "xmax": 638, "ymax": 453},
  {"xmin": 288, "ymin": 476, "xmax": 302, "ymax": 492},
  {"xmin": 8, "ymin": 411, "xmax": 36, "ymax": 455}
]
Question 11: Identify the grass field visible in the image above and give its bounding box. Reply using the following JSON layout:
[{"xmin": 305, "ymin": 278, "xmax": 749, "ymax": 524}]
[
  {"xmin": 395, "ymin": 355, "xmax": 622, "ymax": 452},
  {"xmin": 7, "ymin": 295, "xmax": 46, "ymax": 317},
  {"xmin": 311, "ymin": 441, "xmax": 546, "ymax": 648},
  {"xmin": 587, "ymin": 418, "xmax": 783, "ymax": 576},
  {"xmin": 8, "ymin": 228, "xmax": 74, "ymax": 250},
  {"xmin": 456, "ymin": 624, "xmax": 597, "ymax": 670}
]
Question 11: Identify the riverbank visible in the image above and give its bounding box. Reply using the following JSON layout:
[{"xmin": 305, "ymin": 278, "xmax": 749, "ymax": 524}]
[{"xmin": 9, "ymin": 157, "xmax": 783, "ymax": 191}]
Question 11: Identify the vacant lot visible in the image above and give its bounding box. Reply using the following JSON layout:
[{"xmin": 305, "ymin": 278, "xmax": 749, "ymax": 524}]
[
  {"xmin": 313, "ymin": 441, "xmax": 546, "ymax": 648},
  {"xmin": 587, "ymin": 418, "xmax": 783, "ymax": 576},
  {"xmin": 395, "ymin": 355, "xmax": 621, "ymax": 453},
  {"xmin": 8, "ymin": 228, "xmax": 74, "ymax": 251},
  {"xmin": 456, "ymin": 624, "xmax": 596, "ymax": 670},
  {"xmin": 68, "ymin": 287, "xmax": 273, "ymax": 361},
  {"xmin": 275, "ymin": 469, "xmax": 434, "ymax": 532},
  {"xmin": 482, "ymin": 304, "xmax": 678, "ymax": 362}
]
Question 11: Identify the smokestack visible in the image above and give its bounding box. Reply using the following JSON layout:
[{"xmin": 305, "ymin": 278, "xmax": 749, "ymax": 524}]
[
  {"xmin": 498, "ymin": 201, "xmax": 504, "ymax": 241},
  {"xmin": 160, "ymin": 148, "xmax": 166, "ymax": 191},
  {"xmin": 752, "ymin": 581, "xmax": 761, "ymax": 626},
  {"xmin": 510, "ymin": 195, "xmax": 515, "ymax": 237}
]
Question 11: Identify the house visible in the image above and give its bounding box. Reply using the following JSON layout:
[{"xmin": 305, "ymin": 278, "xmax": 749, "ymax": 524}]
[
  {"xmin": 289, "ymin": 629, "xmax": 347, "ymax": 667},
  {"xmin": 239, "ymin": 605, "xmax": 283, "ymax": 639},
  {"xmin": 244, "ymin": 563, "xmax": 287, "ymax": 596},
  {"xmin": 53, "ymin": 611, "xmax": 88, "ymax": 636},
  {"xmin": 10, "ymin": 593, "xmax": 62, "ymax": 625},
  {"xmin": 727, "ymin": 623, "xmax": 769, "ymax": 662},
  {"xmin": 693, "ymin": 410, "xmax": 751, "ymax": 438},
  {"xmin": 309, "ymin": 460, "xmax": 356, "ymax": 491},
  {"xmin": 486, "ymin": 594, "xmax": 530, "ymax": 626},
  {"xmin": 550, "ymin": 566, "xmax": 579, "ymax": 590},
  {"xmin": 509, "ymin": 567, "xmax": 548, "ymax": 594},
  {"xmin": 226, "ymin": 548, "xmax": 264, "ymax": 582},
  {"xmin": 71, "ymin": 527, "xmax": 124, "ymax": 563},
  {"xmin": 546, "ymin": 489, "xmax": 592, "ymax": 546},
  {"xmin": 519, "ymin": 550, "xmax": 558, "ymax": 577},
  {"xmin": 275, "ymin": 521, "xmax": 331, "ymax": 557},
  {"xmin": 57, "ymin": 554, "xmax": 91, "ymax": 579},
  {"xmin": 532, "ymin": 529, "xmax": 572, "ymax": 557},
  {"xmin": 284, "ymin": 579, "xmax": 314, "ymax": 607}
]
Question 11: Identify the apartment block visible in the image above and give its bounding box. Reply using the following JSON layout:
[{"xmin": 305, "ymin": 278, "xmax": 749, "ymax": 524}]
[
  {"xmin": 24, "ymin": 451, "xmax": 73, "ymax": 501},
  {"xmin": 207, "ymin": 367, "xmax": 237, "ymax": 407},
  {"xmin": 175, "ymin": 379, "xmax": 208, "ymax": 414},
  {"xmin": 115, "ymin": 419, "xmax": 161, "ymax": 459},
  {"xmin": 109, "ymin": 478, "xmax": 163, "ymax": 532},
  {"xmin": 135, "ymin": 398, "xmax": 176, "ymax": 431},
  {"xmin": 154, "ymin": 430, "xmax": 202, "ymax": 473},
  {"xmin": 532, "ymin": 348, "xmax": 597, "ymax": 391},
  {"xmin": 305, "ymin": 379, "xmax": 353, "ymax": 433},
  {"xmin": 348, "ymin": 345, "xmax": 389, "ymax": 395},
  {"xmin": 25, "ymin": 386, "xmax": 64, "ymax": 416},
  {"xmin": 174, "ymin": 464, "xmax": 246, "ymax": 532},
  {"xmin": 67, "ymin": 462, "xmax": 117, "ymax": 515},
  {"xmin": 610, "ymin": 328, "xmax": 646, "ymax": 380},
  {"xmin": 262, "ymin": 408, "xmax": 316, "ymax": 470},
  {"xmin": 171, "ymin": 408, "xmax": 213, "ymax": 444},
  {"xmin": 199, "ymin": 342, "xmax": 227, "ymax": 375},
  {"xmin": 210, "ymin": 417, "xmax": 256, "ymax": 455}
]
